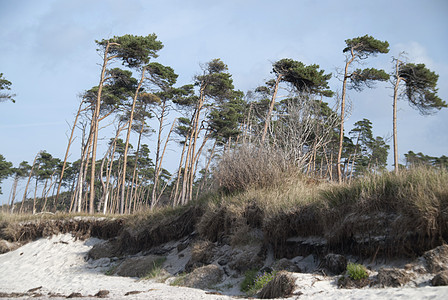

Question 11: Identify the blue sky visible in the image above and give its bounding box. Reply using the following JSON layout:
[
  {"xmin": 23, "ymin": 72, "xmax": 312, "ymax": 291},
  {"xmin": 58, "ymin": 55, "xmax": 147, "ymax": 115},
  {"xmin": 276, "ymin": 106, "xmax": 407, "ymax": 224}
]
[{"xmin": 1, "ymin": 0, "xmax": 447, "ymax": 204}]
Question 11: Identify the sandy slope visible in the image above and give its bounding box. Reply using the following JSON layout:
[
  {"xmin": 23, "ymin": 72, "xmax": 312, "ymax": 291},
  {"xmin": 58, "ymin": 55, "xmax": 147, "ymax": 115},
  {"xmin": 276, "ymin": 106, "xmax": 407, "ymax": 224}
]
[{"xmin": 0, "ymin": 234, "xmax": 447, "ymax": 299}]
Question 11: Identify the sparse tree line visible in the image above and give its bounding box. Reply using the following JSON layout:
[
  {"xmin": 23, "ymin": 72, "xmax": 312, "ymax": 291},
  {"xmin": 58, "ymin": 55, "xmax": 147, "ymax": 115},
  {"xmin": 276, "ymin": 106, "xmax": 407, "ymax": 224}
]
[{"xmin": 0, "ymin": 34, "xmax": 446, "ymax": 214}]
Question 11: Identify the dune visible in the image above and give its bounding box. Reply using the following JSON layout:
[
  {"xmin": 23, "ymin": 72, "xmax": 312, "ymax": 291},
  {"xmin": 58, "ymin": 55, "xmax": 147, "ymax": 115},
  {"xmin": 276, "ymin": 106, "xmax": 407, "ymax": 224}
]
[{"xmin": 1, "ymin": 234, "xmax": 448, "ymax": 299}]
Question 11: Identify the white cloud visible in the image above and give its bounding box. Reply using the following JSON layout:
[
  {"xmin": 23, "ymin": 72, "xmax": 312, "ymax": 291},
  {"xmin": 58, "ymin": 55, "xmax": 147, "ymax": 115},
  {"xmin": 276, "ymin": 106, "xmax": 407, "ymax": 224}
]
[{"xmin": 392, "ymin": 42, "xmax": 436, "ymax": 69}]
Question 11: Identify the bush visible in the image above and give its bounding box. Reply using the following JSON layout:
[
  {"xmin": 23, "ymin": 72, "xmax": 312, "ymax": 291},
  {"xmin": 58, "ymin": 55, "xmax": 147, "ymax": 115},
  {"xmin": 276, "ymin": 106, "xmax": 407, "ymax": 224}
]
[
  {"xmin": 213, "ymin": 144, "xmax": 297, "ymax": 193},
  {"xmin": 346, "ymin": 263, "xmax": 368, "ymax": 280},
  {"xmin": 240, "ymin": 269, "xmax": 258, "ymax": 292}
]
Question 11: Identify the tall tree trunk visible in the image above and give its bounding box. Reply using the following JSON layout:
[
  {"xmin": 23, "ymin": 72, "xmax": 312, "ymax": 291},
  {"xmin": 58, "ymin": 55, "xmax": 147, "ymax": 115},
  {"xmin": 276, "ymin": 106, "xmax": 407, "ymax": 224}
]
[
  {"xmin": 196, "ymin": 140, "xmax": 217, "ymax": 199},
  {"xmin": 172, "ymin": 135, "xmax": 188, "ymax": 206},
  {"xmin": 20, "ymin": 152, "xmax": 39, "ymax": 214},
  {"xmin": 121, "ymin": 67, "xmax": 146, "ymax": 214},
  {"xmin": 261, "ymin": 74, "xmax": 282, "ymax": 143},
  {"xmin": 151, "ymin": 101, "xmax": 167, "ymax": 206},
  {"xmin": 55, "ymin": 100, "xmax": 87, "ymax": 204},
  {"xmin": 181, "ymin": 86, "xmax": 206, "ymax": 205},
  {"xmin": 33, "ymin": 175, "xmax": 39, "ymax": 215},
  {"xmin": 151, "ymin": 117, "xmax": 177, "ymax": 209},
  {"xmin": 189, "ymin": 132, "xmax": 210, "ymax": 201},
  {"xmin": 42, "ymin": 177, "xmax": 53, "ymax": 211},
  {"xmin": 128, "ymin": 118, "xmax": 145, "ymax": 214},
  {"xmin": 89, "ymin": 42, "xmax": 114, "ymax": 214},
  {"xmin": 76, "ymin": 124, "xmax": 93, "ymax": 213},
  {"xmin": 393, "ymin": 59, "xmax": 402, "ymax": 174},
  {"xmin": 104, "ymin": 140, "xmax": 119, "ymax": 214},
  {"xmin": 9, "ymin": 175, "xmax": 19, "ymax": 214},
  {"xmin": 337, "ymin": 53, "xmax": 355, "ymax": 183}
]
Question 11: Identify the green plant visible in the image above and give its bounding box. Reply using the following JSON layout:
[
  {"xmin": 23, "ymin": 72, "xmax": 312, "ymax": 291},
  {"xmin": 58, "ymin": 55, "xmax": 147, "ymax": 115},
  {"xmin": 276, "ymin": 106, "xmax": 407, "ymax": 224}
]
[
  {"xmin": 240, "ymin": 269, "xmax": 277, "ymax": 295},
  {"xmin": 170, "ymin": 272, "xmax": 187, "ymax": 286},
  {"xmin": 346, "ymin": 263, "xmax": 368, "ymax": 280},
  {"xmin": 105, "ymin": 265, "xmax": 118, "ymax": 276},
  {"xmin": 142, "ymin": 257, "xmax": 167, "ymax": 280},
  {"xmin": 240, "ymin": 269, "xmax": 258, "ymax": 292}
]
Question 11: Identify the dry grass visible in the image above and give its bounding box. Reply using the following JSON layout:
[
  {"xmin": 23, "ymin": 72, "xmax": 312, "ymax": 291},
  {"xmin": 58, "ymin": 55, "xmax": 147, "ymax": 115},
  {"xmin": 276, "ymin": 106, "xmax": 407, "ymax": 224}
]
[
  {"xmin": 2, "ymin": 166, "xmax": 447, "ymax": 259},
  {"xmin": 202, "ymin": 166, "xmax": 448, "ymax": 257},
  {"xmin": 213, "ymin": 143, "xmax": 302, "ymax": 194},
  {"xmin": 320, "ymin": 167, "xmax": 448, "ymax": 254},
  {"xmin": 258, "ymin": 271, "xmax": 296, "ymax": 299}
]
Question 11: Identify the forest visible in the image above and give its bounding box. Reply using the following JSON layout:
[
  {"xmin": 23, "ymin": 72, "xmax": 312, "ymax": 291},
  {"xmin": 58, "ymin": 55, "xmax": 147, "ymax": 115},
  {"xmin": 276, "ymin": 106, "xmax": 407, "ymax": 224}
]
[{"xmin": 0, "ymin": 33, "xmax": 447, "ymax": 215}]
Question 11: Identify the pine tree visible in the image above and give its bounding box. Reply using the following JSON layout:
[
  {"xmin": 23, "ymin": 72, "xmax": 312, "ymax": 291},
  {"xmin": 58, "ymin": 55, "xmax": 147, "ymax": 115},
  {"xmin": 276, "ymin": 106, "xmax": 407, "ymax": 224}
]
[
  {"xmin": 261, "ymin": 59, "xmax": 333, "ymax": 142},
  {"xmin": 337, "ymin": 35, "xmax": 390, "ymax": 182},
  {"xmin": 392, "ymin": 60, "xmax": 447, "ymax": 173}
]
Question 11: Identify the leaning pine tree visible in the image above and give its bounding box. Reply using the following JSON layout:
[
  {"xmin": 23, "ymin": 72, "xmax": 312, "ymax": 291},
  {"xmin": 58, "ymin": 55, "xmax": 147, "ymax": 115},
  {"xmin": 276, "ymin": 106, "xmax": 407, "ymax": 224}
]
[
  {"xmin": 392, "ymin": 59, "xmax": 447, "ymax": 173},
  {"xmin": 337, "ymin": 35, "xmax": 390, "ymax": 182},
  {"xmin": 90, "ymin": 34, "xmax": 163, "ymax": 214},
  {"xmin": 261, "ymin": 58, "xmax": 333, "ymax": 143}
]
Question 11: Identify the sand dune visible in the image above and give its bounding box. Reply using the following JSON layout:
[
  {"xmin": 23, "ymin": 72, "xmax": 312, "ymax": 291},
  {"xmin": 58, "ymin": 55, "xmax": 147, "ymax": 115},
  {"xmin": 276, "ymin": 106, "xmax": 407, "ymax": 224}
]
[{"xmin": 1, "ymin": 234, "xmax": 447, "ymax": 299}]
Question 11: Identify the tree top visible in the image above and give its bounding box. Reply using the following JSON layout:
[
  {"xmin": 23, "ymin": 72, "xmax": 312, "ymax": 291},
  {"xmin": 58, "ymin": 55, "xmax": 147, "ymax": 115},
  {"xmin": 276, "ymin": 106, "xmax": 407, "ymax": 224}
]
[
  {"xmin": 96, "ymin": 34, "xmax": 163, "ymax": 68},
  {"xmin": 343, "ymin": 35, "xmax": 389, "ymax": 57},
  {"xmin": 399, "ymin": 62, "xmax": 447, "ymax": 114},
  {"xmin": 273, "ymin": 58, "xmax": 333, "ymax": 97}
]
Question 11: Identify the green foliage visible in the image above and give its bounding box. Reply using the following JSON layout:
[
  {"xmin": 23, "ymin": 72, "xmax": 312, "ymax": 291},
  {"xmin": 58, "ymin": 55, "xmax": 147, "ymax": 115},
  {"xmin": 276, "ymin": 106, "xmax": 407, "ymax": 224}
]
[
  {"xmin": 85, "ymin": 68, "xmax": 138, "ymax": 113},
  {"xmin": 405, "ymin": 151, "xmax": 448, "ymax": 170},
  {"xmin": 14, "ymin": 161, "xmax": 31, "ymax": 178},
  {"xmin": 36, "ymin": 151, "xmax": 61, "ymax": 180},
  {"xmin": 240, "ymin": 269, "xmax": 258, "ymax": 292},
  {"xmin": 147, "ymin": 62, "xmax": 178, "ymax": 88},
  {"xmin": 208, "ymin": 91, "xmax": 246, "ymax": 144},
  {"xmin": 0, "ymin": 73, "xmax": 15, "ymax": 103},
  {"xmin": 348, "ymin": 118, "xmax": 390, "ymax": 175},
  {"xmin": 273, "ymin": 58, "xmax": 333, "ymax": 97},
  {"xmin": 349, "ymin": 68, "xmax": 390, "ymax": 91},
  {"xmin": 398, "ymin": 63, "xmax": 447, "ymax": 115},
  {"xmin": 346, "ymin": 263, "xmax": 368, "ymax": 280},
  {"xmin": 0, "ymin": 154, "xmax": 13, "ymax": 194},
  {"xmin": 143, "ymin": 257, "xmax": 167, "ymax": 279},
  {"xmin": 97, "ymin": 34, "xmax": 163, "ymax": 68},
  {"xmin": 195, "ymin": 59, "xmax": 235, "ymax": 101},
  {"xmin": 343, "ymin": 34, "xmax": 390, "ymax": 56},
  {"xmin": 240, "ymin": 269, "xmax": 277, "ymax": 295}
]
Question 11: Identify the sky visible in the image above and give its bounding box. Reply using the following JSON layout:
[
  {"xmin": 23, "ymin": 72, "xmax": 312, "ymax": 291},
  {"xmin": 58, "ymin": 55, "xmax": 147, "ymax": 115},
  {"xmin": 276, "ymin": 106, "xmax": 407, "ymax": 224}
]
[{"xmin": 0, "ymin": 0, "xmax": 447, "ymax": 204}]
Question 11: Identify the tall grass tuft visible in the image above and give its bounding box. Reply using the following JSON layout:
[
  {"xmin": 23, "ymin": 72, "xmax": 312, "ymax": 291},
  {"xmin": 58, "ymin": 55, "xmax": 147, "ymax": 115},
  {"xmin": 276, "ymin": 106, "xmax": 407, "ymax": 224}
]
[{"xmin": 213, "ymin": 143, "xmax": 301, "ymax": 194}]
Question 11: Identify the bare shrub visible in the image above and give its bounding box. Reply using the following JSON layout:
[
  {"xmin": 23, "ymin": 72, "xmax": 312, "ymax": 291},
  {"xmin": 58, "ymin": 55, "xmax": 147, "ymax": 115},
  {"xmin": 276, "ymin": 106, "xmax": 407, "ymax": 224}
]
[
  {"xmin": 214, "ymin": 91, "xmax": 340, "ymax": 193},
  {"xmin": 214, "ymin": 143, "xmax": 298, "ymax": 193}
]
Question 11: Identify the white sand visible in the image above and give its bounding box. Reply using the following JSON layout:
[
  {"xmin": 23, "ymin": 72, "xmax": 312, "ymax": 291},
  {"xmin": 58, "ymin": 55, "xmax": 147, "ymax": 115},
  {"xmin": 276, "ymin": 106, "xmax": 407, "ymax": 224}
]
[{"xmin": 1, "ymin": 234, "xmax": 447, "ymax": 299}]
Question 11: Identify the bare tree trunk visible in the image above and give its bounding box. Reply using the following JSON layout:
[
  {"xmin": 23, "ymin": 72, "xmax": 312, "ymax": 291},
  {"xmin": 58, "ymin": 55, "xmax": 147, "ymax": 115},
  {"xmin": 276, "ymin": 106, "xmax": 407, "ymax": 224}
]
[
  {"xmin": 20, "ymin": 152, "xmax": 39, "ymax": 214},
  {"xmin": 128, "ymin": 118, "xmax": 146, "ymax": 214},
  {"xmin": 151, "ymin": 101, "xmax": 167, "ymax": 205},
  {"xmin": 9, "ymin": 175, "xmax": 19, "ymax": 214},
  {"xmin": 89, "ymin": 42, "xmax": 117, "ymax": 214},
  {"xmin": 32, "ymin": 175, "xmax": 39, "ymax": 215},
  {"xmin": 189, "ymin": 132, "xmax": 210, "ymax": 201},
  {"xmin": 104, "ymin": 141, "xmax": 118, "ymax": 214},
  {"xmin": 151, "ymin": 118, "xmax": 177, "ymax": 209},
  {"xmin": 337, "ymin": 53, "xmax": 355, "ymax": 183},
  {"xmin": 181, "ymin": 86, "xmax": 206, "ymax": 205},
  {"xmin": 80, "ymin": 143, "xmax": 92, "ymax": 213},
  {"xmin": 393, "ymin": 59, "xmax": 402, "ymax": 174},
  {"xmin": 121, "ymin": 68, "xmax": 146, "ymax": 214},
  {"xmin": 172, "ymin": 136, "xmax": 188, "ymax": 206},
  {"xmin": 196, "ymin": 139, "xmax": 216, "ymax": 199},
  {"xmin": 261, "ymin": 74, "xmax": 282, "ymax": 143},
  {"xmin": 42, "ymin": 172, "xmax": 56, "ymax": 212},
  {"xmin": 55, "ymin": 100, "xmax": 87, "ymax": 204}
]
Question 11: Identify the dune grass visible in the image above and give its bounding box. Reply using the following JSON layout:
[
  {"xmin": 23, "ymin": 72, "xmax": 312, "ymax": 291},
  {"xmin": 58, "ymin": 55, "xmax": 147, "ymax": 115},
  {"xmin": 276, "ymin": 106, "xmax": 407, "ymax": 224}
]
[{"xmin": 1, "ymin": 166, "xmax": 447, "ymax": 257}]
